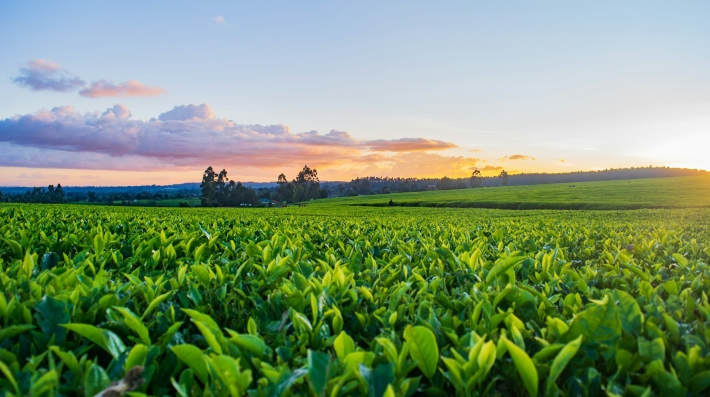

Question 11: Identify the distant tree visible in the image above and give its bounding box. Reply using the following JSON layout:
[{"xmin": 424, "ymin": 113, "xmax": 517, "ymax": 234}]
[
  {"xmin": 351, "ymin": 177, "xmax": 372, "ymax": 195},
  {"xmin": 470, "ymin": 169, "xmax": 482, "ymax": 188},
  {"xmin": 200, "ymin": 166, "xmax": 228, "ymax": 206},
  {"xmin": 275, "ymin": 173, "xmax": 293, "ymax": 202},
  {"xmin": 88, "ymin": 191, "xmax": 97, "ymax": 202},
  {"xmin": 499, "ymin": 170, "xmax": 509, "ymax": 186},
  {"xmin": 54, "ymin": 184, "xmax": 65, "ymax": 203},
  {"xmin": 437, "ymin": 176, "xmax": 453, "ymax": 190},
  {"xmin": 277, "ymin": 173, "xmax": 288, "ymax": 186},
  {"xmin": 291, "ymin": 182, "xmax": 307, "ymax": 203},
  {"xmin": 200, "ymin": 166, "xmax": 258, "ymax": 207},
  {"xmin": 319, "ymin": 189, "xmax": 329, "ymax": 199},
  {"xmin": 293, "ymin": 165, "xmax": 320, "ymax": 201},
  {"xmin": 200, "ymin": 166, "xmax": 218, "ymax": 206},
  {"xmin": 295, "ymin": 165, "xmax": 319, "ymax": 185}
]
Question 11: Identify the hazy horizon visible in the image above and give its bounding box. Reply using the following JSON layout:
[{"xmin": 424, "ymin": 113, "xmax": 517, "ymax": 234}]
[{"xmin": 2, "ymin": 1, "xmax": 709, "ymax": 186}]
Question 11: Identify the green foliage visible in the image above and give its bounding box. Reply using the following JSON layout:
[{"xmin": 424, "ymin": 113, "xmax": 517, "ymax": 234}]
[
  {"xmin": 403, "ymin": 325, "xmax": 439, "ymax": 379},
  {"xmin": 0, "ymin": 203, "xmax": 709, "ymax": 396}
]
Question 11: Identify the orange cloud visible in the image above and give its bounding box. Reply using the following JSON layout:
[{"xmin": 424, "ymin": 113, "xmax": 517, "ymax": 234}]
[
  {"xmin": 500, "ymin": 154, "xmax": 536, "ymax": 161},
  {"xmin": 365, "ymin": 138, "xmax": 456, "ymax": 152},
  {"xmin": 79, "ymin": 80, "xmax": 166, "ymax": 98},
  {"xmin": 346, "ymin": 152, "xmax": 482, "ymax": 179}
]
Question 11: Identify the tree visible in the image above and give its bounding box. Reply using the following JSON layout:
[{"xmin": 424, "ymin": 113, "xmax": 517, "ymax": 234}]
[
  {"xmin": 201, "ymin": 166, "xmax": 258, "ymax": 207},
  {"xmin": 291, "ymin": 182, "xmax": 308, "ymax": 203},
  {"xmin": 470, "ymin": 169, "xmax": 482, "ymax": 188},
  {"xmin": 200, "ymin": 166, "xmax": 218, "ymax": 206},
  {"xmin": 437, "ymin": 176, "xmax": 453, "ymax": 190},
  {"xmin": 295, "ymin": 165, "xmax": 318, "ymax": 184},
  {"xmin": 293, "ymin": 165, "xmax": 320, "ymax": 201},
  {"xmin": 277, "ymin": 173, "xmax": 288, "ymax": 186},
  {"xmin": 275, "ymin": 173, "xmax": 293, "ymax": 202},
  {"xmin": 53, "ymin": 184, "xmax": 65, "ymax": 203},
  {"xmin": 499, "ymin": 170, "xmax": 509, "ymax": 186}
]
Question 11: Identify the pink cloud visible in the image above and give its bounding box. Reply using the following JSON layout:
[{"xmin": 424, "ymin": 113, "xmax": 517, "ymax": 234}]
[
  {"xmin": 158, "ymin": 104, "xmax": 214, "ymax": 121},
  {"xmin": 79, "ymin": 80, "xmax": 166, "ymax": 98},
  {"xmin": 0, "ymin": 104, "xmax": 466, "ymax": 172},
  {"xmin": 12, "ymin": 59, "xmax": 85, "ymax": 92}
]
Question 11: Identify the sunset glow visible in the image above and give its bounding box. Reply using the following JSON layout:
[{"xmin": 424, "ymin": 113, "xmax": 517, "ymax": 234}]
[{"xmin": 1, "ymin": 1, "xmax": 708, "ymax": 186}]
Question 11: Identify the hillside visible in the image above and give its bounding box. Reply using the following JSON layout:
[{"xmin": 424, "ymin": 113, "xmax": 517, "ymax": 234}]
[{"xmin": 315, "ymin": 175, "xmax": 710, "ymax": 210}]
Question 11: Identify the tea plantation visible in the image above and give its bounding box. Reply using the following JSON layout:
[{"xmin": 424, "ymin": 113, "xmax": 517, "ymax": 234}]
[
  {"xmin": 328, "ymin": 175, "xmax": 710, "ymax": 210},
  {"xmin": 1, "ymin": 204, "xmax": 709, "ymax": 397}
]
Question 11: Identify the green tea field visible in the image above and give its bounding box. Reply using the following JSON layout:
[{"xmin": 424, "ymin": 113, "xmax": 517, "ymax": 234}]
[
  {"xmin": 323, "ymin": 175, "xmax": 710, "ymax": 210},
  {"xmin": 1, "ymin": 203, "xmax": 709, "ymax": 396}
]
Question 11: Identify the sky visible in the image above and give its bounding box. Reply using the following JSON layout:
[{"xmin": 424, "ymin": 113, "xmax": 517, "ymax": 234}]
[{"xmin": 1, "ymin": 0, "xmax": 709, "ymax": 186}]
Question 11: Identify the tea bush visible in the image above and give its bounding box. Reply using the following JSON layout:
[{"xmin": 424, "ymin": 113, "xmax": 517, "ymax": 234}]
[{"xmin": 1, "ymin": 205, "xmax": 709, "ymax": 397}]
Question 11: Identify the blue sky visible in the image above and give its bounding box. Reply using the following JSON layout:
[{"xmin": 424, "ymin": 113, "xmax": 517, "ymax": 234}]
[{"xmin": 1, "ymin": 1, "xmax": 709, "ymax": 185}]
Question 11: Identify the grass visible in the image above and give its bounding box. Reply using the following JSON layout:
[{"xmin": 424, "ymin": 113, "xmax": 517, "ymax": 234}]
[{"xmin": 312, "ymin": 175, "xmax": 710, "ymax": 210}]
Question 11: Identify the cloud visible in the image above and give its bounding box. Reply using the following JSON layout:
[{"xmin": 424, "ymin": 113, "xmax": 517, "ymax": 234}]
[
  {"xmin": 212, "ymin": 15, "xmax": 229, "ymax": 26},
  {"xmin": 478, "ymin": 165, "xmax": 503, "ymax": 171},
  {"xmin": 353, "ymin": 152, "xmax": 482, "ymax": 178},
  {"xmin": 11, "ymin": 59, "xmax": 164, "ymax": 99},
  {"xmin": 102, "ymin": 104, "xmax": 132, "ymax": 120},
  {"xmin": 364, "ymin": 137, "xmax": 456, "ymax": 152},
  {"xmin": 79, "ymin": 80, "xmax": 166, "ymax": 98},
  {"xmin": 18, "ymin": 171, "xmax": 68, "ymax": 179},
  {"xmin": 0, "ymin": 104, "xmax": 463, "ymax": 172},
  {"xmin": 469, "ymin": 148, "xmax": 482, "ymax": 152},
  {"xmin": 500, "ymin": 154, "xmax": 536, "ymax": 161},
  {"xmin": 559, "ymin": 159, "xmax": 565, "ymax": 163},
  {"xmin": 12, "ymin": 59, "xmax": 85, "ymax": 92},
  {"xmin": 158, "ymin": 104, "xmax": 215, "ymax": 121}
]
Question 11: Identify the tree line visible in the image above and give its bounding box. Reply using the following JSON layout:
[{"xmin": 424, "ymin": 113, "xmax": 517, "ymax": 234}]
[
  {"xmin": 0, "ymin": 184, "xmax": 196, "ymax": 205},
  {"xmin": 2, "ymin": 165, "xmax": 705, "ymax": 205},
  {"xmin": 322, "ymin": 166, "xmax": 704, "ymax": 196},
  {"xmin": 200, "ymin": 165, "xmax": 328, "ymax": 207},
  {"xmin": 0, "ymin": 184, "xmax": 66, "ymax": 203},
  {"xmin": 199, "ymin": 166, "xmax": 258, "ymax": 207}
]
